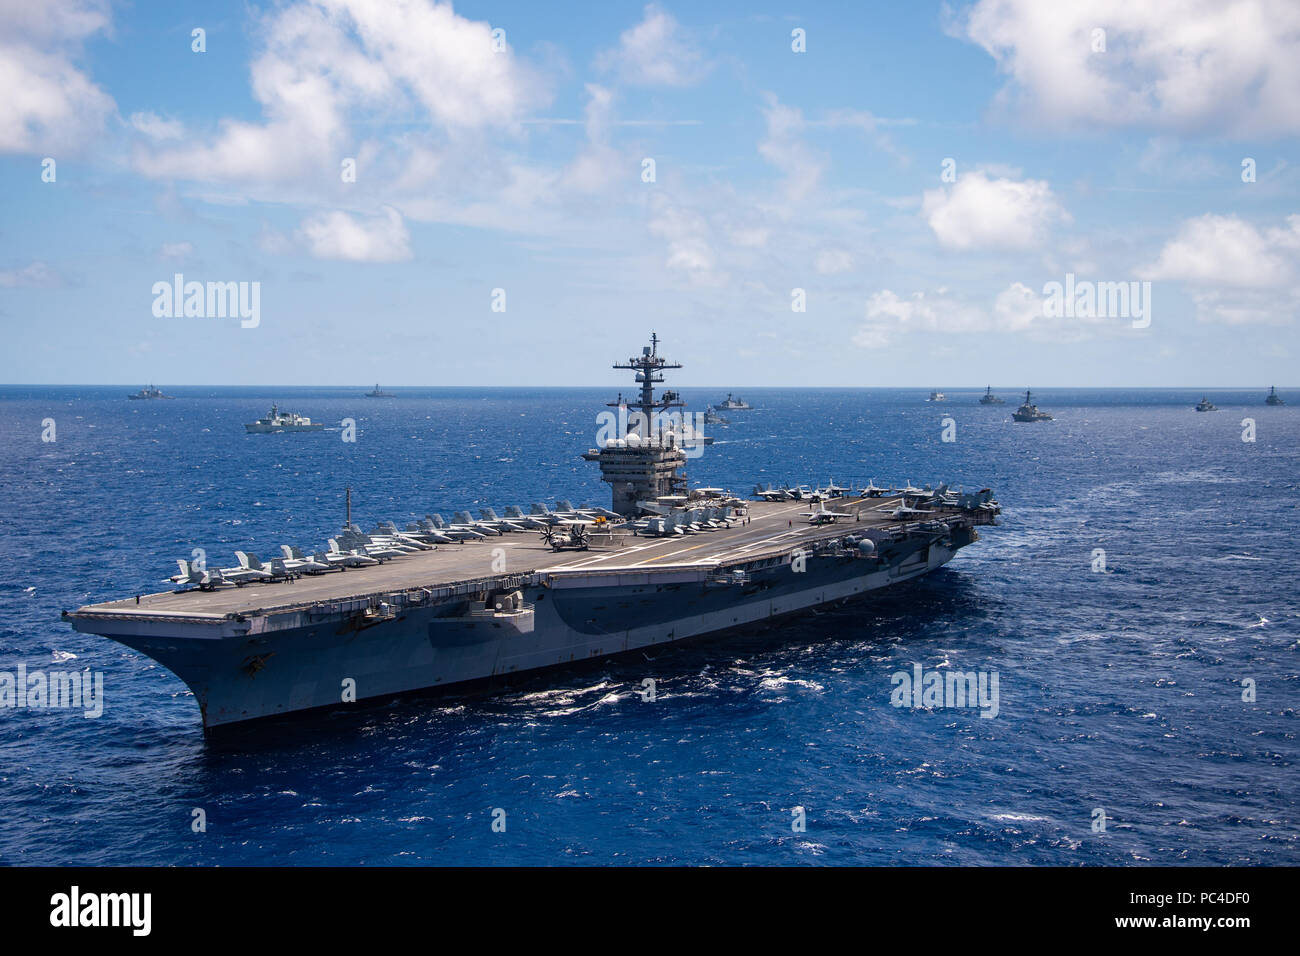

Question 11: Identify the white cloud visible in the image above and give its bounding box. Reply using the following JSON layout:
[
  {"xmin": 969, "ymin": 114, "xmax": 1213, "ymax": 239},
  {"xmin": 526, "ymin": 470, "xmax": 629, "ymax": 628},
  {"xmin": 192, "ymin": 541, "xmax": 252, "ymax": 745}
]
[
  {"xmin": 257, "ymin": 226, "xmax": 295, "ymax": 256},
  {"xmin": 297, "ymin": 206, "xmax": 412, "ymax": 262},
  {"xmin": 0, "ymin": 261, "xmax": 64, "ymax": 288},
  {"xmin": 1141, "ymin": 213, "xmax": 1300, "ymax": 324},
  {"xmin": 992, "ymin": 281, "xmax": 1045, "ymax": 330},
  {"xmin": 758, "ymin": 95, "xmax": 823, "ymax": 205},
  {"xmin": 561, "ymin": 84, "xmax": 624, "ymax": 193},
  {"xmin": 596, "ymin": 4, "xmax": 709, "ymax": 87},
  {"xmin": 135, "ymin": 0, "xmax": 548, "ymax": 183},
  {"xmin": 1141, "ymin": 214, "xmax": 1300, "ymax": 287},
  {"xmin": 855, "ymin": 290, "xmax": 980, "ymax": 347},
  {"xmin": 1189, "ymin": 287, "xmax": 1300, "ymax": 325},
  {"xmin": 921, "ymin": 172, "xmax": 1067, "ymax": 250},
  {"xmin": 953, "ymin": 0, "xmax": 1300, "ymax": 136},
  {"xmin": 854, "ymin": 282, "xmax": 1050, "ymax": 347},
  {"xmin": 159, "ymin": 241, "xmax": 194, "ymax": 260},
  {"xmin": 0, "ymin": 0, "xmax": 114, "ymax": 154},
  {"xmin": 815, "ymin": 108, "xmax": 908, "ymax": 164},
  {"xmin": 130, "ymin": 112, "xmax": 184, "ymax": 141},
  {"xmin": 648, "ymin": 197, "xmax": 723, "ymax": 285}
]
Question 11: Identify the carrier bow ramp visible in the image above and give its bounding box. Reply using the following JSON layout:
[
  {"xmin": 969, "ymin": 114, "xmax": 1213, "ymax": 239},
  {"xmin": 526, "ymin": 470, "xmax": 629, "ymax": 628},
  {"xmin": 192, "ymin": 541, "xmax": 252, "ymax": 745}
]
[{"xmin": 65, "ymin": 336, "xmax": 1000, "ymax": 730}]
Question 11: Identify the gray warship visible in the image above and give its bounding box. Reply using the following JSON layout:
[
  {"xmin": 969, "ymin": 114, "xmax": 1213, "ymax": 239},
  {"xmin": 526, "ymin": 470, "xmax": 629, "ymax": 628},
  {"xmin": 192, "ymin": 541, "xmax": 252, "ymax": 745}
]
[
  {"xmin": 66, "ymin": 335, "xmax": 1001, "ymax": 731},
  {"xmin": 1012, "ymin": 389, "xmax": 1052, "ymax": 422},
  {"xmin": 244, "ymin": 404, "xmax": 325, "ymax": 433},
  {"xmin": 128, "ymin": 384, "xmax": 172, "ymax": 400}
]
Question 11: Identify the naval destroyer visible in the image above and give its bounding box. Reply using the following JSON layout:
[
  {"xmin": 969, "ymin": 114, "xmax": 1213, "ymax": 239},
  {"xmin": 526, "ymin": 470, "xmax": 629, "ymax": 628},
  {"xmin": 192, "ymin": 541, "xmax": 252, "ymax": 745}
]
[{"xmin": 66, "ymin": 336, "xmax": 1001, "ymax": 731}]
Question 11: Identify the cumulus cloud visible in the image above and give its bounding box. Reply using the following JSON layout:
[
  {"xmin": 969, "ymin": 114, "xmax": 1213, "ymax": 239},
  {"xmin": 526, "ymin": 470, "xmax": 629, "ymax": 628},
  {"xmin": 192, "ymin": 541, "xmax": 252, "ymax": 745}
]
[
  {"xmin": 297, "ymin": 206, "xmax": 412, "ymax": 262},
  {"xmin": 854, "ymin": 282, "xmax": 1051, "ymax": 347},
  {"xmin": 0, "ymin": 0, "xmax": 115, "ymax": 154},
  {"xmin": 855, "ymin": 290, "xmax": 983, "ymax": 347},
  {"xmin": 952, "ymin": 0, "xmax": 1300, "ymax": 135},
  {"xmin": 596, "ymin": 4, "xmax": 709, "ymax": 87},
  {"xmin": 1141, "ymin": 213, "xmax": 1300, "ymax": 323},
  {"xmin": 921, "ymin": 172, "xmax": 1068, "ymax": 250},
  {"xmin": 1141, "ymin": 214, "xmax": 1300, "ymax": 287},
  {"xmin": 134, "ymin": 0, "xmax": 548, "ymax": 184}
]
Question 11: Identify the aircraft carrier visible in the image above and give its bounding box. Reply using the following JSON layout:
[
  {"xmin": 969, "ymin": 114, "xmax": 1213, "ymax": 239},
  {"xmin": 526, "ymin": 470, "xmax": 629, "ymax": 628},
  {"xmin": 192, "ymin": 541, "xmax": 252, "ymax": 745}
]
[{"xmin": 65, "ymin": 336, "xmax": 1001, "ymax": 731}]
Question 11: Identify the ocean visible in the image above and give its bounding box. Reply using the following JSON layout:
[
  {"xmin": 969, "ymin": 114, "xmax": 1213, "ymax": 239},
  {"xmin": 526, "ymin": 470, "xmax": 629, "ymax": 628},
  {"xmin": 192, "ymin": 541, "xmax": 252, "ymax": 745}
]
[{"xmin": 0, "ymin": 385, "xmax": 1295, "ymax": 865}]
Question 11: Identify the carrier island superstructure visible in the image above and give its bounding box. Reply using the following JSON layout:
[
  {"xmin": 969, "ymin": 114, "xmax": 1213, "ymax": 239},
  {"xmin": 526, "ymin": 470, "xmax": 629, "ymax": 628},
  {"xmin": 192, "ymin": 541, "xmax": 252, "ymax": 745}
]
[{"xmin": 66, "ymin": 336, "xmax": 1000, "ymax": 731}]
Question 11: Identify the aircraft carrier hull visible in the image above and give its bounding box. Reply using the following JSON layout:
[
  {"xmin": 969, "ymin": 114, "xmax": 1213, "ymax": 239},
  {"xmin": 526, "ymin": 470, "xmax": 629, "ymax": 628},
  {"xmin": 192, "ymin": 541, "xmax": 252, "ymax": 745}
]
[{"xmin": 66, "ymin": 497, "xmax": 991, "ymax": 730}]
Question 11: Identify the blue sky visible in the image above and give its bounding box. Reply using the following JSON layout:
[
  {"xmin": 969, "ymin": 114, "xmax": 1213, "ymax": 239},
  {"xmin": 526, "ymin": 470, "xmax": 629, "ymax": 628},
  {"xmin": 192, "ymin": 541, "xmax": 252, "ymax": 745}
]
[{"xmin": 1, "ymin": 0, "xmax": 1298, "ymax": 386}]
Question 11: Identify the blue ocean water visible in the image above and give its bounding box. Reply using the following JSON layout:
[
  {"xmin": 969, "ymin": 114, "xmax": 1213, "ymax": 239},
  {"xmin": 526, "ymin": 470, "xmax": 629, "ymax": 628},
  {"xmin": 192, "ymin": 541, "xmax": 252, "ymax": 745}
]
[{"xmin": 0, "ymin": 385, "xmax": 1295, "ymax": 866}]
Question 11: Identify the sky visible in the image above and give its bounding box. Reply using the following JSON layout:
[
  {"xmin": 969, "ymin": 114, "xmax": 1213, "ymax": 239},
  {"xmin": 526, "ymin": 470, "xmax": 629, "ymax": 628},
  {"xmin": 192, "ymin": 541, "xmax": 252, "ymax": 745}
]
[{"xmin": 1, "ymin": 0, "xmax": 1298, "ymax": 387}]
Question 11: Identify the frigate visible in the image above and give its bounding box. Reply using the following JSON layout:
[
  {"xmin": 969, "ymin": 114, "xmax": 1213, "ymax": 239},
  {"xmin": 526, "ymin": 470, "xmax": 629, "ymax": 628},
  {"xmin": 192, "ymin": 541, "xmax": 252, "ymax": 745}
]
[
  {"xmin": 244, "ymin": 404, "xmax": 325, "ymax": 433},
  {"xmin": 66, "ymin": 335, "xmax": 1001, "ymax": 732}
]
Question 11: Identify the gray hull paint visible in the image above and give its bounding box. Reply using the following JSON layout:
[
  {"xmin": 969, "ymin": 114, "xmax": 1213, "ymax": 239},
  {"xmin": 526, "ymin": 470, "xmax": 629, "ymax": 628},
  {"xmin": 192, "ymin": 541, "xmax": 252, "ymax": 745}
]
[{"xmin": 106, "ymin": 543, "xmax": 958, "ymax": 729}]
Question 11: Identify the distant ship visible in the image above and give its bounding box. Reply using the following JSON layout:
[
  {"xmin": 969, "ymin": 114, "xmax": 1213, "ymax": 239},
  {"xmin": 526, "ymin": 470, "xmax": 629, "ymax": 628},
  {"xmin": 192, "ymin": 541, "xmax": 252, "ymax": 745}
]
[
  {"xmin": 365, "ymin": 384, "xmax": 395, "ymax": 397},
  {"xmin": 1266, "ymin": 386, "xmax": 1284, "ymax": 406},
  {"xmin": 927, "ymin": 391, "xmax": 946, "ymax": 402},
  {"xmin": 718, "ymin": 393, "xmax": 751, "ymax": 410},
  {"xmin": 979, "ymin": 386, "xmax": 1005, "ymax": 405},
  {"xmin": 1195, "ymin": 396, "xmax": 1218, "ymax": 412},
  {"xmin": 704, "ymin": 407, "xmax": 729, "ymax": 425},
  {"xmin": 244, "ymin": 404, "xmax": 325, "ymax": 433},
  {"xmin": 1012, "ymin": 389, "xmax": 1053, "ymax": 422},
  {"xmin": 127, "ymin": 385, "xmax": 172, "ymax": 400}
]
